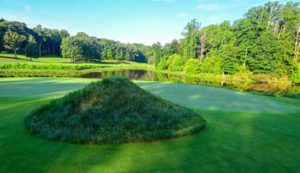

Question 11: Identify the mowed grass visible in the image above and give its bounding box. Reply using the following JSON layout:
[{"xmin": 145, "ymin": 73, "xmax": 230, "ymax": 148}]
[
  {"xmin": 0, "ymin": 53, "xmax": 154, "ymax": 77},
  {"xmin": 0, "ymin": 78, "xmax": 299, "ymax": 173},
  {"xmin": 0, "ymin": 53, "xmax": 71, "ymax": 63},
  {"xmin": 0, "ymin": 53, "xmax": 150, "ymax": 66}
]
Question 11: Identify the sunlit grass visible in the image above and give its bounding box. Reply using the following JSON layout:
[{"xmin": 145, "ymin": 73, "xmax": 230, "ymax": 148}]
[
  {"xmin": 0, "ymin": 53, "xmax": 150, "ymax": 65},
  {"xmin": 0, "ymin": 78, "xmax": 299, "ymax": 172}
]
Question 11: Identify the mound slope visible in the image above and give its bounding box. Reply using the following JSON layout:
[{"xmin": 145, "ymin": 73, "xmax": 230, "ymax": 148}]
[{"xmin": 25, "ymin": 77, "xmax": 206, "ymax": 144}]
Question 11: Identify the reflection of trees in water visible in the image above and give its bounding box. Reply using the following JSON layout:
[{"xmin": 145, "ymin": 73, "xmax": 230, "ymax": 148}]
[{"xmin": 81, "ymin": 70, "xmax": 299, "ymax": 95}]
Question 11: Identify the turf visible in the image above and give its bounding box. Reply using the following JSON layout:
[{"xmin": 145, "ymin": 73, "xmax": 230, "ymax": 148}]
[{"xmin": 0, "ymin": 78, "xmax": 299, "ymax": 173}]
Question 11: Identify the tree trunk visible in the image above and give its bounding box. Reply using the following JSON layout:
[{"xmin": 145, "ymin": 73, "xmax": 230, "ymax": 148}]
[{"xmin": 198, "ymin": 33, "xmax": 206, "ymax": 60}]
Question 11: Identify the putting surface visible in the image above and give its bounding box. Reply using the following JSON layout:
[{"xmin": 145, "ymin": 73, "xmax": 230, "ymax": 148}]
[
  {"xmin": 0, "ymin": 78, "xmax": 300, "ymax": 173},
  {"xmin": 1, "ymin": 78, "xmax": 299, "ymax": 113}
]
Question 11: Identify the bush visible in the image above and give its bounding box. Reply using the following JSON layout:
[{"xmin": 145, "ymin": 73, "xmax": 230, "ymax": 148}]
[
  {"xmin": 156, "ymin": 56, "xmax": 168, "ymax": 70},
  {"xmin": 199, "ymin": 55, "xmax": 223, "ymax": 74},
  {"xmin": 168, "ymin": 54, "xmax": 186, "ymax": 72},
  {"xmin": 291, "ymin": 64, "xmax": 300, "ymax": 84},
  {"xmin": 184, "ymin": 59, "xmax": 201, "ymax": 75}
]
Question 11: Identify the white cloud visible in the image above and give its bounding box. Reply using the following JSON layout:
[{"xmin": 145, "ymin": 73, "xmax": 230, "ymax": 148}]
[{"xmin": 176, "ymin": 12, "xmax": 189, "ymax": 18}]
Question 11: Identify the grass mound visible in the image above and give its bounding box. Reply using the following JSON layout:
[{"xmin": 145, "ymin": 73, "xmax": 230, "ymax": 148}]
[{"xmin": 25, "ymin": 77, "xmax": 206, "ymax": 144}]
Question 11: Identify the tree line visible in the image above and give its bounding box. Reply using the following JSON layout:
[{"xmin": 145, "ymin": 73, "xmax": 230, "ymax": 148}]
[
  {"xmin": 153, "ymin": 1, "xmax": 300, "ymax": 81},
  {"xmin": 0, "ymin": 19, "xmax": 150, "ymax": 62}
]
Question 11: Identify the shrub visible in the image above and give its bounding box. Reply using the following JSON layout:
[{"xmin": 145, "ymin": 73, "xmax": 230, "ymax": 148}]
[
  {"xmin": 291, "ymin": 64, "xmax": 300, "ymax": 84},
  {"xmin": 199, "ymin": 55, "xmax": 223, "ymax": 74},
  {"xmin": 168, "ymin": 54, "xmax": 186, "ymax": 72},
  {"xmin": 156, "ymin": 56, "xmax": 168, "ymax": 70},
  {"xmin": 184, "ymin": 58, "xmax": 201, "ymax": 75}
]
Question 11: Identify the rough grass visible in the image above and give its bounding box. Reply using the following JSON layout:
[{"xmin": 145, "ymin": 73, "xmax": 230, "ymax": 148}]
[
  {"xmin": 0, "ymin": 53, "xmax": 154, "ymax": 78},
  {"xmin": 0, "ymin": 78, "xmax": 299, "ymax": 172},
  {"xmin": 25, "ymin": 77, "xmax": 206, "ymax": 144}
]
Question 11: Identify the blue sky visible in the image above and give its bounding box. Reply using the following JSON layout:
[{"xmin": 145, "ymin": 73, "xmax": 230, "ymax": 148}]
[{"xmin": 0, "ymin": 0, "xmax": 291, "ymax": 45}]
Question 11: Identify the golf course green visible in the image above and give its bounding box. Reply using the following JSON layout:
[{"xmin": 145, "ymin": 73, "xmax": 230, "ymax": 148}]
[{"xmin": 0, "ymin": 78, "xmax": 299, "ymax": 172}]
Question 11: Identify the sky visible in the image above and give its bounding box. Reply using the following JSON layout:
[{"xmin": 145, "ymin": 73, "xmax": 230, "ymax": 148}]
[{"xmin": 0, "ymin": 0, "xmax": 292, "ymax": 45}]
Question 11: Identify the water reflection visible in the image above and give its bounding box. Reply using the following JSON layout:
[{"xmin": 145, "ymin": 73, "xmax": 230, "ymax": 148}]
[{"xmin": 81, "ymin": 70, "xmax": 300, "ymax": 96}]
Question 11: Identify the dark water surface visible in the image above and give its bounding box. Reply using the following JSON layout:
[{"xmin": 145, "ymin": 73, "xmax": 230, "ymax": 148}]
[{"xmin": 81, "ymin": 70, "xmax": 300, "ymax": 96}]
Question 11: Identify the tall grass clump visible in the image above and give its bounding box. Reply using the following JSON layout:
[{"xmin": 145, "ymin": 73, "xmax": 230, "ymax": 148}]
[{"xmin": 25, "ymin": 77, "xmax": 206, "ymax": 144}]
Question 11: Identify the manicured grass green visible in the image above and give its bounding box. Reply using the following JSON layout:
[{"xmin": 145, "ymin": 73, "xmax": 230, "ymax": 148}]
[{"xmin": 0, "ymin": 78, "xmax": 299, "ymax": 172}]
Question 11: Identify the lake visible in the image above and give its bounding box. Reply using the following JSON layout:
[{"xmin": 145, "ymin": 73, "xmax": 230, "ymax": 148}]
[{"xmin": 81, "ymin": 70, "xmax": 300, "ymax": 97}]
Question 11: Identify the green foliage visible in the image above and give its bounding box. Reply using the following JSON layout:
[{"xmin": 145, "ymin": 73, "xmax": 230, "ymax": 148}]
[
  {"xmin": 0, "ymin": 19, "xmax": 148, "ymax": 63},
  {"xmin": 25, "ymin": 36, "xmax": 39, "ymax": 60},
  {"xmin": 33, "ymin": 25, "xmax": 70, "ymax": 57},
  {"xmin": 184, "ymin": 58, "xmax": 201, "ymax": 74},
  {"xmin": 61, "ymin": 33, "xmax": 99, "ymax": 62},
  {"xmin": 151, "ymin": 42, "xmax": 162, "ymax": 66},
  {"xmin": 99, "ymin": 39, "xmax": 148, "ymax": 63},
  {"xmin": 162, "ymin": 39, "xmax": 179, "ymax": 58},
  {"xmin": 4, "ymin": 30, "xmax": 27, "ymax": 56},
  {"xmin": 199, "ymin": 55, "xmax": 223, "ymax": 74},
  {"xmin": 179, "ymin": 19, "xmax": 201, "ymax": 59},
  {"xmin": 167, "ymin": 54, "xmax": 186, "ymax": 71},
  {"xmin": 0, "ymin": 23, "xmax": 4, "ymax": 52},
  {"xmin": 25, "ymin": 77, "xmax": 206, "ymax": 144},
  {"xmin": 291, "ymin": 63, "xmax": 300, "ymax": 83},
  {"xmin": 155, "ymin": 2, "xmax": 300, "ymax": 80},
  {"xmin": 156, "ymin": 56, "xmax": 168, "ymax": 70}
]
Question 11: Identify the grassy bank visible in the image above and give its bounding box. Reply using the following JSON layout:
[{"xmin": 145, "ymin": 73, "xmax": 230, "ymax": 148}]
[
  {"xmin": 0, "ymin": 78, "xmax": 299, "ymax": 172},
  {"xmin": 0, "ymin": 53, "xmax": 154, "ymax": 77}
]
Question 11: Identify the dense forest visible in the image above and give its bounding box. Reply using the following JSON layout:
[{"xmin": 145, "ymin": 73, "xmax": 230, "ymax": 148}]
[
  {"xmin": 154, "ymin": 1, "xmax": 300, "ymax": 81},
  {"xmin": 0, "ymin": 19, "xmax": 150, "ymax": 62},
  {"xmin": 0, "ymin": 1, "xmax": 299, "ymax": 81}
]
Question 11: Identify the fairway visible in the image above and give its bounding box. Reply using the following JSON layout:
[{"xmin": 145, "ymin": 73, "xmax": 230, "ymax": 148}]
[{"xmin": 0, "ymin": 78, "xmax": 299, "ymax": 173}]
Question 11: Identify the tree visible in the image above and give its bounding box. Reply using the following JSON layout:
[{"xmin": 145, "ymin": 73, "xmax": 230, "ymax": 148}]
[
  {"xmin": 61, "ymin": 32, "xmax": 99, "ymax": 62},
  {"xmin": 179, "ymin": 19, "xmax": 201, "ymax": 59},
  {"xmin": 4, "ymin": 30, "xmax": 26, "ymax": 57},
  {"xmin": 0, "ymin": 25, "xmax": 4, "ymax": 52},
  {"xmin": 33, "ymin": 25, "xmax": 70, "ymax": 57},
  {"xmin": 151, "ymin": 42, "xmax": 162, "ymax": 66},
  {"xmin": 167, "ymin": 54, "xmax": 186, "ymax": 71},
  {"xmin": 162, "ymin": 39, "xmax": 179, "ymax": 58},
  {"xmin": 198, "ymin": 32, "xmax": 207, "ymax": 59},
  {"xmin": 25, "ymin": 36, "xmax": 39, "ymax": 61}
]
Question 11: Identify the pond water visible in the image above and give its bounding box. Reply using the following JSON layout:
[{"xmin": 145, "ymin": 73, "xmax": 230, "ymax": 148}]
[{"xmin": 81, "ymin": 70, "xmax": 300, "ymax": 96}]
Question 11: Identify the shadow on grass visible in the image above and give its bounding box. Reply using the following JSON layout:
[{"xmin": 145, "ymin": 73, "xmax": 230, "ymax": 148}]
[{"xmin": 0, "ymin": 79, "xmax": 300, "ymax": 172}]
